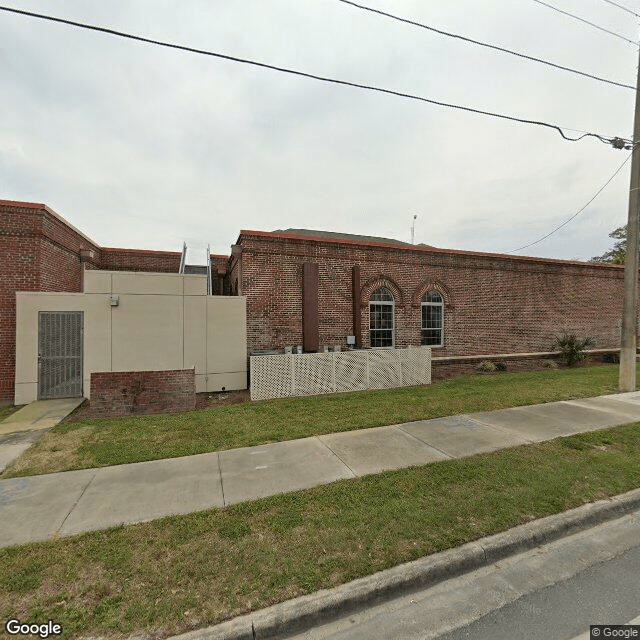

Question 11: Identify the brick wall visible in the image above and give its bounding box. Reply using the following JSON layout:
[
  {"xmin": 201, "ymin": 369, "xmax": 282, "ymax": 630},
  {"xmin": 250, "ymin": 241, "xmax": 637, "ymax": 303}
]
[
  {"xmin": 237, "ymin": 231, "xmax": 630, "ymax": 358},
  {"xmin": 100, "ymin": 247, "xmax": 181, "ymax": 272},
  {"xmin": 0, "ymin": 201, "xmax": 102, "ymax": 404},
  {"xmin": 0, "ymin": 199, "xmax": 632, "ymax": 405},
  {"xmin": 89, "ymin": 369, "xmax": 196, "ymax": 416},
  {"xmin": 0, "ymin": 200, "xmax": 232, "ymax": 405},
  {"xmin": 0, "ymin": 235, "xmax": 39, "ymax": 403}
]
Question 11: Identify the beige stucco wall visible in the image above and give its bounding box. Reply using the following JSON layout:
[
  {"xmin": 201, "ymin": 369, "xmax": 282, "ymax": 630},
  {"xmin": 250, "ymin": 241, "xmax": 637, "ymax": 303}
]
[{"xmin": 15, "ymin": 271, "xmax": 247, "ymax": 404}]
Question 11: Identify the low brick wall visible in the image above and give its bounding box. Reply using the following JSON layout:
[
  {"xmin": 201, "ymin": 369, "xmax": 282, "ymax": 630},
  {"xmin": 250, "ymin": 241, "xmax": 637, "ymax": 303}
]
[{"xmin": 89, "ymin": 369, "xmax": 196, "ymax": 417}]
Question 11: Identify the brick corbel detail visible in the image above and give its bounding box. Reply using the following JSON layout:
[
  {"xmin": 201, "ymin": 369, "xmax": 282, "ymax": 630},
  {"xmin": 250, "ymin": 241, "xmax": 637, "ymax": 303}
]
[
  {"xmin": 411, "ymin": 280, "xmax": 454, "ymax": 308},
  {"xmin": 360, "ymin": 275, "xmax": 405, "ymax": 308}
]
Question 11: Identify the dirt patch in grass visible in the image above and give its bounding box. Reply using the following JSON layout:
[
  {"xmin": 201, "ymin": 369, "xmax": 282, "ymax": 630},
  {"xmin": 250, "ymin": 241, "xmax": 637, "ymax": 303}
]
[
  {"xmin": 431, "ymin": 355, "xmax": 609, "ymax": 382},
  {"xmin": 0, "ymin": 405, "xmax": 23, "ymax": 421},
  {"xmin": 195, "ymin": 390, "xmax": 250, "ymax": 410},
  {"xmin": 5, "ymin": 426, "xmax": 96, "ymax": 477},
  {"xmin": 65, "ymin": 391, "xmax": 250, "ymax": 422}
]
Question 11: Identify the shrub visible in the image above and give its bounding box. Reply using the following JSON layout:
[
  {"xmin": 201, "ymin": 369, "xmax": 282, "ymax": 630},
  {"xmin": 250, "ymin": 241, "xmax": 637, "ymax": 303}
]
[
  {"xmin": 495, "ymin": 362, "xmax": 507, "ymax": 372},
  {"xmin": 543, "ymin": 360, "xmax": 559, "ymax": 369},
  {"xmin": 477, "ymin": 361, "xmax": 496, "ymax": 372},
  {"xmin": 602, "ymin": 353, "xmax": 620, "ymax": 364},
  {"xmin": 553, "ymin": 332, "xmax": 595, "ymax": 367}
]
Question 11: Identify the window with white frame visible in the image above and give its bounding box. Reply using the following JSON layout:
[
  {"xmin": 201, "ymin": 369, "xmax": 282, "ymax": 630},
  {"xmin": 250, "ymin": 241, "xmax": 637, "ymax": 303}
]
[
  {"xmin": 421, "ymin": 291, "xmax": 443, "ymax": 347},
  {"xmin": 369, "ymin": 287, "xmax": 395, "ymax": 347}
]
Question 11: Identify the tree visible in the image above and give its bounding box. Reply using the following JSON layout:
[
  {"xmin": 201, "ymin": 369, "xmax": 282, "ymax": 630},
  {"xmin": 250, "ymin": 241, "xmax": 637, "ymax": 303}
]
[{"xmin": 590, "ymin": 225, "xmax": 627, "ymax": 264}]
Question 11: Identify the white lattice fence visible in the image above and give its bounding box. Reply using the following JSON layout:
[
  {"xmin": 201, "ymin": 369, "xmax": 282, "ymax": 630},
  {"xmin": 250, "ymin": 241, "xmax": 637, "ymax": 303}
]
[{"xmin": 250, "ymin": 347, "xmax": 431, "ymax": 400}]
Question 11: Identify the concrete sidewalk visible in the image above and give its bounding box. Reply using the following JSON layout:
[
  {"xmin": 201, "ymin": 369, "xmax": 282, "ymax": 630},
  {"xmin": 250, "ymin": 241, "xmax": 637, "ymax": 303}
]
[
  {"xmin": 0, "ymin": 398, "xmax": 84, "ymax": 474},
  {"xmin": 2, "ymin": 391, "xmax": 640, "ymax": 548}
]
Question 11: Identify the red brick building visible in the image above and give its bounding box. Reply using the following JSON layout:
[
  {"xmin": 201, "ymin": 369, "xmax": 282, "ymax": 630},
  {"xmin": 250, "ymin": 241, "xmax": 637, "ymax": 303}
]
[
  {"xmin": 0, "ymin": 199, "xmax": 628, "ymax": 404},
  {"xmin": 230, "ymin": 229, "xmax": 626, "ymax": 370},
  {"xmin": 0, "ymin": 200, "xmax": 227, "ymax": 405}
]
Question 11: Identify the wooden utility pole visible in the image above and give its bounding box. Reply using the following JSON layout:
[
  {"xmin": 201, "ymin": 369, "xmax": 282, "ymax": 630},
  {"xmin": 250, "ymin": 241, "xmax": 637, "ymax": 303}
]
[{"xmin": 619, "ymin": 53, "xmax": 640, "ymax": 392}]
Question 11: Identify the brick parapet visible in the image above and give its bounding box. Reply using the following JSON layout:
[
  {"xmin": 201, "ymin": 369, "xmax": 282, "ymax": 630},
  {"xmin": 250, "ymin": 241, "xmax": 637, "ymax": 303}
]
[
  {"xmin": 237, "ymin": 231, "xmax": 624, "ymax": 278},
  {"xmin": 99, "ymin": 247, "xmax": 181, "ymax": 272},
  {"xmin": 238, "ymin": 229, "xmax": 625, "ymax": 275}
]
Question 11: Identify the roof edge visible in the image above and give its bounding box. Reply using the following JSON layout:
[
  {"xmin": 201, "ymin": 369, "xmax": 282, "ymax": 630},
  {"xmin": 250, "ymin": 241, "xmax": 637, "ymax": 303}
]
[
  {"xmin": 0, "ymin": 199, "xmax": 48, "ymax": 210},
  {"xmin": 1, "ymin": 199, "xmax": 100, "ymax": 248},
  {"xmin": 101, "ymin": 247, "xmax": 182, "ymax": 256},
  {"xmin": 2, "ymin": 200, "xmax": 232, "ymax": 259},
  {"xmin": 237, "ymin": 229, "xmax": 622, "ymax": 270}
]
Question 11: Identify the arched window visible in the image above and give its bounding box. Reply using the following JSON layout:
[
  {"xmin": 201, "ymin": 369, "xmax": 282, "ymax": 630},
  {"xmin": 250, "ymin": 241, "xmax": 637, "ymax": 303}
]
[
  {"xmin": 421, "ymin": 291, "xmax": 443, "ymax": 347},
  {"xmin": 370, "ymin": 287, "xmax": 395, "ymax": 347}
]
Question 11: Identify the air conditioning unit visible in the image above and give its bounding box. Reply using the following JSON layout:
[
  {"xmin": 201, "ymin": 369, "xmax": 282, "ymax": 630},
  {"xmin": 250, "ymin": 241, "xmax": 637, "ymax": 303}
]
[
  {"xmin": 322, "ymin": 346, "xmax": 330, "ymax": 353},
  {"xmin": 284, "ymin": 346, "xmax": 293, "ymax": 354}
]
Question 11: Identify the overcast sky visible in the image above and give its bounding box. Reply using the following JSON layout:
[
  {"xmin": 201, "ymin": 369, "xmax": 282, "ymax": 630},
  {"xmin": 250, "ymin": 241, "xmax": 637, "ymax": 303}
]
[{"xmin": 1, "ymin": 0, "xmax": 638, "ymax": 263}]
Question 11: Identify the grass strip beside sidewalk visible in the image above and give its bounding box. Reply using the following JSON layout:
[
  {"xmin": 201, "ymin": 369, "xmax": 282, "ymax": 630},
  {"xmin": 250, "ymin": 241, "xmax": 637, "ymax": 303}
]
[
  {"xmin": 3, "ymin": 364, "xmax": 632, "ymax": 477},
  {"xmin": 0, "ymin": 405, "xmax": 22, "ymax": 421},
  {"xmin": 2, "ymin": 421, "xmax": 640, "ymax": 639}
]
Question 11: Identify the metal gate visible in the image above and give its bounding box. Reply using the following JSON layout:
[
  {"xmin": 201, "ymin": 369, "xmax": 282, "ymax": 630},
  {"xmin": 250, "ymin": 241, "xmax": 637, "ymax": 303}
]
[{"xmin": 38, "ymin": 311, "xmax": 83, "ymax": 399}]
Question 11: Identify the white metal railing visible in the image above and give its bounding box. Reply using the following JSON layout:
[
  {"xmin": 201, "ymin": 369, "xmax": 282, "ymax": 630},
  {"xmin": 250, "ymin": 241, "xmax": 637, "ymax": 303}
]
[
  {"xmin": 206, "ymin": 244, "xmax": 212, "ymax": 295},
  {"xmin": 178, "ymin": 242, "xmax": 187, "ymax": 274},
  {"xmin": 250, "ymin": 347, "xmax": 431, "ymax": 400}
]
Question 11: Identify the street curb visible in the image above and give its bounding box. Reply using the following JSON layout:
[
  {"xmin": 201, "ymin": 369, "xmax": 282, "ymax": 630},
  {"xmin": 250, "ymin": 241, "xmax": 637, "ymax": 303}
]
[{"xmin": 170, "ymin": 487, "xmax": 640, "ymax": 640}]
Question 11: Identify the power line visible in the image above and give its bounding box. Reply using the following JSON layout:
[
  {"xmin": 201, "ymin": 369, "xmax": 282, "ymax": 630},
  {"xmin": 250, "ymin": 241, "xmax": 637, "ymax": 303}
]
[
  {"xmin": 0, "ymin": 4, "xmax": 631, "ymax": 148},
  {"xmin": 507, "ymin": 151, "xmax": 633, "ymax": 253},
  {"xmin": 338, "ymin": 0, "xmax": 634, "ymax": 91},
  {"xmin": 531, "ymin": 0, "xmax": 638, "ymax": 45},
  {"xmin": 599, "ymin": 0, "xmax": 640, "ymax": 19}
]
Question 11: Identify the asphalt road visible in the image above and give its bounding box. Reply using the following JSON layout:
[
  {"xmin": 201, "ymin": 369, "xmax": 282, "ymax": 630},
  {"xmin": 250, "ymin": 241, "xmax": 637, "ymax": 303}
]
[
  {"xmin": 439, "ymin": 544, "xmax": 640, "ymax": 640},
  {"xmin": 288, "ymin": 510, "xmax": 640, "ymax": 640}
]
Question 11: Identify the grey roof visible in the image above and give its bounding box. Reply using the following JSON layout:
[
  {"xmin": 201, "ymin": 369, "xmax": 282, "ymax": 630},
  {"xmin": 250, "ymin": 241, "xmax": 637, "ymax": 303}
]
[{"xmin": 274, "ymin": 228, "xmax": 433, "ymax": 248}]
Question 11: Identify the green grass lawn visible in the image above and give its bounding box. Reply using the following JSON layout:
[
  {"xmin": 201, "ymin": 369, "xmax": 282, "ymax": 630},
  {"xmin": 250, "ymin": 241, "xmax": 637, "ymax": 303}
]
[
  {"xmin": 3, "ymin": 363, "xmax": 636, "ymax": 478},
  {"xmin": 0, "ymin": 405, "xmax": 22, "ymax": 421},
  {"xmin": 2, "ymin": 421, "xmax": 640, "ymax": 639}
]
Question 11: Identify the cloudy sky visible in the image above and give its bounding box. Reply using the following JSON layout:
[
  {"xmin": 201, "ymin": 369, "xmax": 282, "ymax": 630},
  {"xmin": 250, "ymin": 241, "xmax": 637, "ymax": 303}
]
[{"xmin": 1, "ymin": 0, "xmax": 638, "ymax": 263}]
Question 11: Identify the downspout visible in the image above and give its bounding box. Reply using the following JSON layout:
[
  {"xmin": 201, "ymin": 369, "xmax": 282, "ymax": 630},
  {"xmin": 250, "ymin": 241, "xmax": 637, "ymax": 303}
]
[{"xmin": 352, "ymin": 265, "xmax": 362, "ymax": 347}]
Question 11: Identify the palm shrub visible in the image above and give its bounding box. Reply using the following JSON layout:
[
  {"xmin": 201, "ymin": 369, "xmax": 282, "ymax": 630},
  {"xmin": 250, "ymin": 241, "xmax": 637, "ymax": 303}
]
[{"xmin": 553, "ymin": 332, "xmax": 595, "ymax": 367}]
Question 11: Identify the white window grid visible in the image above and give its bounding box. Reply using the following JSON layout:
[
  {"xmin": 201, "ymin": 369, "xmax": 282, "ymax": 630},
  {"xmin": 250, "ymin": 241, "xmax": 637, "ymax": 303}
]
[
  {"xmin": 369, "ymin": 287, "xmax": 395, "ymax": 348},
  {"xmin": 421, "ymin": 291, "xmax": 443, "ymax": 347}
]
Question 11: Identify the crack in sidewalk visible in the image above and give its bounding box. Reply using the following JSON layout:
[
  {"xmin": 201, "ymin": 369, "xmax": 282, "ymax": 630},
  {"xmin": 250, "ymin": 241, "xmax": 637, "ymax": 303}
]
[{"xmin": 57, "ymin": 471, "xmax": 97, "ymax": 535}]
